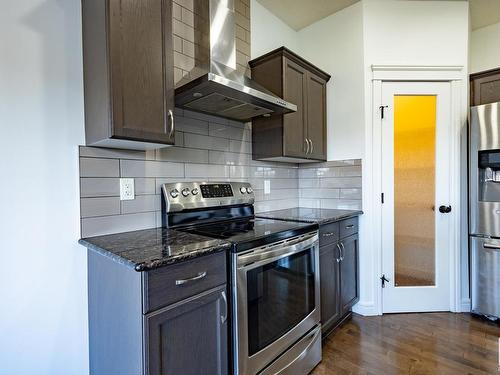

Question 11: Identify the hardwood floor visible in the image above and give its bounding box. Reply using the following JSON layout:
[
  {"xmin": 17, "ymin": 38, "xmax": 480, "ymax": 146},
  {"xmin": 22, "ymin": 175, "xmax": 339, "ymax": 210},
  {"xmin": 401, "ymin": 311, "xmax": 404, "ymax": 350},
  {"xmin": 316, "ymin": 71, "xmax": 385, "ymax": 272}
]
[{"xmin": 312, "ymin": 313, "xmax": 500, "ymax": 375}]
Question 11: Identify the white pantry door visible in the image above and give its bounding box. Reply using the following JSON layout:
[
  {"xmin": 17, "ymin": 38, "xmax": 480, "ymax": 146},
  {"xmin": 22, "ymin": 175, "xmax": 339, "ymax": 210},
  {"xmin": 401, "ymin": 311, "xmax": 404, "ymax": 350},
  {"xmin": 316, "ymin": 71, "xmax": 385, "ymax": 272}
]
[{"xmin": 381, "ymin": 81, "xmax": 452, "ymax": 313}]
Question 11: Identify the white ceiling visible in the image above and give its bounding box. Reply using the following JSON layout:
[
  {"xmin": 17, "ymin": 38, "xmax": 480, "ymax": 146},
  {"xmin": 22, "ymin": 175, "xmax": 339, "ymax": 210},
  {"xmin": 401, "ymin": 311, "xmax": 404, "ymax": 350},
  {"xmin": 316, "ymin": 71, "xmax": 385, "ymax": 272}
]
[
  {"xmin": 256, "ymin": 0, "xmax": 500, "ymax": 31},
  {"xmin": 469, "ymin": 0, "xmax": 500, "ymax": 30}
]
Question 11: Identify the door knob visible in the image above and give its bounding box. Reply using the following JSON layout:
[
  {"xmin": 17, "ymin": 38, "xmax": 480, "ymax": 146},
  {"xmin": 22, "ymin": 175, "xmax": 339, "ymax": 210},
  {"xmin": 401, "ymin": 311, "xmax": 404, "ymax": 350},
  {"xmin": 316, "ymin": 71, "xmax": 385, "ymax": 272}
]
[{"xmin": 438, "ymin": 205, "xmax": 452, "ymax": 213}]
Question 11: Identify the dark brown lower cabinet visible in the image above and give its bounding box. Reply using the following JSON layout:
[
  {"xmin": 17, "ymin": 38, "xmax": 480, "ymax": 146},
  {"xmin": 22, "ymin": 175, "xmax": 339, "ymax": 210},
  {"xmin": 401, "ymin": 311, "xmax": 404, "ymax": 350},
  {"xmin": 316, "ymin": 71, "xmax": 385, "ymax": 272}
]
[
  {"xmin": 146, "ymin": 286, "xmax": 228, "ymax": 375},
  {"xmin": 88, "ymin": 251, "xmax": 228, "ymax": 375},
  {"xmin": 319, "ymin": 245, "xmax": 341, "ymax": 334},
  {"xmin": 340, "ymin": 235, "xmax": 359, "ymax": 317},
  {"xmin": 319, "ymin": 219, "xmax": 360, "ymax": 337}
]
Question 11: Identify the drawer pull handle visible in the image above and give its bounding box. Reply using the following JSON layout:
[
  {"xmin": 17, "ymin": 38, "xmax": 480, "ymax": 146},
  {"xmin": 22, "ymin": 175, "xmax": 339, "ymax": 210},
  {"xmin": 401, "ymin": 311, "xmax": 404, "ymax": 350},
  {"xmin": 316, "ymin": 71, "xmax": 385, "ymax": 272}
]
[
  {"xmin": 345, "ymin": 224, "xmax": 354, "ymax": 229},
  {"xmin": 323, "ymin": 232, "xmax": 336, "ymax": 237},
  {"xmin": 175, "ymin": 271, "xmax": 207, "ymax": 286},
  {"xmin": 483, "ymin": 243, "xmax": 500, "ymax": 250}
]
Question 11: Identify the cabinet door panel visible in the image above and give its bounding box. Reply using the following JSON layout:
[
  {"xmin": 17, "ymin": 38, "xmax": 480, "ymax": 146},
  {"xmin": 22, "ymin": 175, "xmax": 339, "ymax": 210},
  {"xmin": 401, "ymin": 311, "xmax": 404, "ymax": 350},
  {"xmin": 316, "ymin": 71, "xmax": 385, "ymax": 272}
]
[
  {"xmin": 306, "ymin": 72, "xmax": 327, "ymax": 160},
  {"xmin": 146, "ymin": 286, "xmax": 228, "ymax": 375},
  {"xmin": 340, "ymin": 235, "xmax": 359, "ymax": 316},
  {"xmin": 471, "ymin": 70, "xmax": 500, "ymax": 106},
  {"xmin": 319, "ymin": 245, "xmax": 341, "ymax": 334},
  {"xmin": 109, "ymin": 0, "xmax": 174, "ymax": 144},
  {"xmin": 283, "ymin": 58, "xmax": 307, "ymax": 158}
]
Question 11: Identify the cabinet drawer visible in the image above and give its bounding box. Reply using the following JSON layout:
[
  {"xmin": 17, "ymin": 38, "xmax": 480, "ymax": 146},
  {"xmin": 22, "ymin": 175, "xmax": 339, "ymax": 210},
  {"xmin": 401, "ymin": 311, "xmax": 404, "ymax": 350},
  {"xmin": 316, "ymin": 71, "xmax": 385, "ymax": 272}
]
[
  {"xmin": 144, "ymin": 252, "xmax": 226, "ymax": 313},
  {"xmin": 319, "ymin": 222, "xmax": 340, "ymax": 247},
  {"xmin": 340, "ymin": 218, "xmax": 358, "ymax": 239}
]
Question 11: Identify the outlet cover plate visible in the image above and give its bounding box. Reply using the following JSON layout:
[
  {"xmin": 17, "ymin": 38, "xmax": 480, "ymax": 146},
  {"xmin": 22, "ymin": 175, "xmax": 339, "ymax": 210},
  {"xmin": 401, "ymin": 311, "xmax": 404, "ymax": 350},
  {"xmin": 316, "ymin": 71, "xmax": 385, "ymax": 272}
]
[
  {"xmin": 120, "ymin": 178, "xmax": 135, "ymax": 200},
  {"xmin": 264, "ymin": 180, "xmax": 271, "ymax": 195}
]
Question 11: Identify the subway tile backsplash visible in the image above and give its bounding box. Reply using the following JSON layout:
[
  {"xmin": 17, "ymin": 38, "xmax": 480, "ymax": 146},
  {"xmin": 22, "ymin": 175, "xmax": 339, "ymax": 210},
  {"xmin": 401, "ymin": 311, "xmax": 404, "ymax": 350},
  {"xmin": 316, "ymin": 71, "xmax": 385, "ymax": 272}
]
[
  {"xmin": 79, "ymin": 109, "xmax": 362, "ymax": 237},
  {"xmin": 298, "ymin": 160, "xmax": 362, "ymax": 210}
]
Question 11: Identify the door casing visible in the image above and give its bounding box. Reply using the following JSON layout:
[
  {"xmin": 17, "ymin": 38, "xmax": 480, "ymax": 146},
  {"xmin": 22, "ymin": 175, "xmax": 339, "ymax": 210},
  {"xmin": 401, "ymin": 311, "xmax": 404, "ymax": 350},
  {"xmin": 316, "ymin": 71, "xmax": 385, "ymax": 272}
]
[{"xmin": 360, "ymin": 65, "xmax": 466, "ymax": 316}]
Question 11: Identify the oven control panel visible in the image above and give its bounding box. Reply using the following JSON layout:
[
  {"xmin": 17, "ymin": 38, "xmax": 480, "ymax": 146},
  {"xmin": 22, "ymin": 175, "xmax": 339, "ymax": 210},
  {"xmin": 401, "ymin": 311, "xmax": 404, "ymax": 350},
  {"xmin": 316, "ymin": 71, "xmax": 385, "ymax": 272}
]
[
  {"xmin": 162, "ymin": 181, "xmax": 254, "ymax": 212},
  {"xmin": 200, "ymin": 183, "xmax": 233, "ymax": 198}
]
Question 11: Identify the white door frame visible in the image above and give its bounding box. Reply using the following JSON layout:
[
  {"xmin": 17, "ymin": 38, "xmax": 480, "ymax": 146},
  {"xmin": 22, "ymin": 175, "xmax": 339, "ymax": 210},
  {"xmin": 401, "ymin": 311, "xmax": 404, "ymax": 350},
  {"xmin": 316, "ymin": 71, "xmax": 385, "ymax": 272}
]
[{"xmin": 369, "ymin": 65, "xmax": 465, "ymax": 315}]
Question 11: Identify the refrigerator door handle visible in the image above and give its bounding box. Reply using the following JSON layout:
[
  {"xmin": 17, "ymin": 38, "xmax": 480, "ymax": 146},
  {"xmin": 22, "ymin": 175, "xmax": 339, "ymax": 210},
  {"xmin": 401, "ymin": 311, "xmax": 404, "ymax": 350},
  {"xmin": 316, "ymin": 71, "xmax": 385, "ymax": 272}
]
[{"xmin": 483, "ymin": 242, "xmax": 500, "ymax": 250}]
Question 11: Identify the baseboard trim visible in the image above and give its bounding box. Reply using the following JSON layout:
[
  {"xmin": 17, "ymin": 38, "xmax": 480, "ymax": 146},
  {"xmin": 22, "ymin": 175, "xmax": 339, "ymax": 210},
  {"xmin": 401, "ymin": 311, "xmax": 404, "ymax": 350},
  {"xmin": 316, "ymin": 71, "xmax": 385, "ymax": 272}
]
[
  {"xmin": 352, "ymin": 301, "xmax": 379, "ymax": 316},
  {"xmin": 460, "ymin": 298, "xmax": 471, "ymax": 313}
]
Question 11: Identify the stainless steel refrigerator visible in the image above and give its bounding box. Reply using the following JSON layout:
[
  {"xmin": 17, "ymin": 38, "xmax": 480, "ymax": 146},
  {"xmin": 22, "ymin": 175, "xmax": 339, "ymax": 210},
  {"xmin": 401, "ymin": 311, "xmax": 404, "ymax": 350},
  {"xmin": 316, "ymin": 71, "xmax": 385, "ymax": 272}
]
[{"xmin": 470, "ymin": 102, "xmax": 500, "ymax": 320}]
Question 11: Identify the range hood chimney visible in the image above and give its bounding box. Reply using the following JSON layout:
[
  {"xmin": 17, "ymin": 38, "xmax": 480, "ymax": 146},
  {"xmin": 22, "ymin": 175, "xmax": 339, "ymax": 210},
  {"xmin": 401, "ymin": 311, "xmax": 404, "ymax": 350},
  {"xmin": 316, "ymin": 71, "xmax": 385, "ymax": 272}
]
[{"xmin": 174, "ymin": 0, "xmax": 297, "ymax": 122}]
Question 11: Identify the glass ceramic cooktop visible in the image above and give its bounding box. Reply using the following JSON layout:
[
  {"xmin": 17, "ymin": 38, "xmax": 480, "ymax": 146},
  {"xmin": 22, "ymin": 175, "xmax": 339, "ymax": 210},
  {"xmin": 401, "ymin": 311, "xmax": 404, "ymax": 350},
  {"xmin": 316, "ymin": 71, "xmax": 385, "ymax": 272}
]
[{"xmin": 182, "ymin": 217, "xmax": 316, "ymax": 249}]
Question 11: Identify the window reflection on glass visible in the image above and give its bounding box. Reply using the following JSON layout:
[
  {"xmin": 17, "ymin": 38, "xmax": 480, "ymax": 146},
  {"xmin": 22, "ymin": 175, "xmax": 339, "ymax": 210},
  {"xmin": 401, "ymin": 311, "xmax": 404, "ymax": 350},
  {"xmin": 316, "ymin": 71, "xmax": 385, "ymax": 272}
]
[{"xmin": 394, "ymin": 95, "xmax": 436, "ymax": 287}]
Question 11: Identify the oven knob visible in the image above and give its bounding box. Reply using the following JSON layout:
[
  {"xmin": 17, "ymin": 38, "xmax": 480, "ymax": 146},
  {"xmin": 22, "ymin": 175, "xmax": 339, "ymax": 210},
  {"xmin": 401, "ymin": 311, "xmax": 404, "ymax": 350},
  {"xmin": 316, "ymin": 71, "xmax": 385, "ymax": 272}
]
[
  {"xmin": 191, "ymin": 188, "xmax": 199, "ymax": 195},
  {"xmin": 240, "ymin": 186, "xmax": 247, "ymax": 194},
  {"xmin": 181, "ymin": 188, "xmax": 191, "ymax": 197},
  {"xmin": 170, "ymin": 189, "xmax": 179, "ymax": 198},
  {"xmin": 247, "ymin": 187, "xmax": 253, "ymax": 194}
]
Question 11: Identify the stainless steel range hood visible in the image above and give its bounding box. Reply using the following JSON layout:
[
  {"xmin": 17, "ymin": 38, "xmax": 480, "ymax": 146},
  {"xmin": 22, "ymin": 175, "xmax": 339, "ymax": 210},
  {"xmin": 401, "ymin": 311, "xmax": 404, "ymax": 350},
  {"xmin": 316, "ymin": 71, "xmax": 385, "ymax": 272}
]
[{"xmin": 174, "ymin": 0, "xmax": 296, "ymax": 122}]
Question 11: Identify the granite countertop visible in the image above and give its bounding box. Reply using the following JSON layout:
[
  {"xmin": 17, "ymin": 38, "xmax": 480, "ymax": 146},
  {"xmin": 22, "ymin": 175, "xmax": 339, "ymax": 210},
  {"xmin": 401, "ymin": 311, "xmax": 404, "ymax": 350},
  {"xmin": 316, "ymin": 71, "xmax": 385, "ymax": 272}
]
[
  {"xmin": 256, "ymin": 207, "xmax": 363, "ymax": 225},
  {"xmin": 79, "ymin": 228, "xmax": 232, "ymax": 272}
]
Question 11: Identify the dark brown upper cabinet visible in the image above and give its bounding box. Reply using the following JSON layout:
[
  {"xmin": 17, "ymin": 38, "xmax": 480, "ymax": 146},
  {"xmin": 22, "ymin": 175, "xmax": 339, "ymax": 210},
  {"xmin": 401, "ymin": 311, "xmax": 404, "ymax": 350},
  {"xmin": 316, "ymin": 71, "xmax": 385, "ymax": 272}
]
[
  {"xmin": 249, "ymin": 47, "xmax": 331, "ymax": 162},
  {"xmin": 82, "ymin": 0, "xmax": 175, "ymax": 149},
  {"xmin": 470, "ymin": 68, "xmax": 500, "ymax": 107}
]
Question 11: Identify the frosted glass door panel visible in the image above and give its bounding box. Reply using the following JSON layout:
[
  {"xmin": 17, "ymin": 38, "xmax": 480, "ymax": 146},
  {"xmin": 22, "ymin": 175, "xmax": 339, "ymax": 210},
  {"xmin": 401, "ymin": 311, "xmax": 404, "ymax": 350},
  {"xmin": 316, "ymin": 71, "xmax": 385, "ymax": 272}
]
[{"xmin": 393, "ymin": 95, "xmax": 436, "ymax": 287}]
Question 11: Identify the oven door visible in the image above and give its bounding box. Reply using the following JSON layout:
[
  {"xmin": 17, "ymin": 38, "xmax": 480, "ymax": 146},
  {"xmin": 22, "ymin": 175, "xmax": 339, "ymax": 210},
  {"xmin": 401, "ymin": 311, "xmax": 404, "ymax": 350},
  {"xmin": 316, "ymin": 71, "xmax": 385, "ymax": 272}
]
[{"xmin": 233, "ymin": 231, "xmax": 320, "ymax": 375}]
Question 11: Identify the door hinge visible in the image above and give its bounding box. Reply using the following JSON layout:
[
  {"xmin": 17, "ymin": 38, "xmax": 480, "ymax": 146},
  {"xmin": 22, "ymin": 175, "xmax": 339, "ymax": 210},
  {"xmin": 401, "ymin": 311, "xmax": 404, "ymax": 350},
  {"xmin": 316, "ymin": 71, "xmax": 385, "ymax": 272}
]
[
  {"xmin": 381, "ymin": 193, "xmax": 384, "ymax": 204},
  {"xmin": 380, "ymin": 274, "xmax": 390, "ymax": 288},
  {"xmin": 379, "ymin": 105, "xmax": 388, "ymax": 119}
]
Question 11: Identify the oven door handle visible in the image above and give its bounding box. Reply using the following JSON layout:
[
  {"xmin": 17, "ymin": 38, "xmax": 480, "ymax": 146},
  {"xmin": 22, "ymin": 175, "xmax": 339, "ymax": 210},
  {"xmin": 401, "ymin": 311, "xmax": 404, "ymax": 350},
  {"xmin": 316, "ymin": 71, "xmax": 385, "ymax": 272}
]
[
  {"xmin": 237, "ymin": 232, "xmax": 318, "ymax": 270},
  {"xmin": 259, "ymin": 327, "xmax": 321, "ymax": 375}
]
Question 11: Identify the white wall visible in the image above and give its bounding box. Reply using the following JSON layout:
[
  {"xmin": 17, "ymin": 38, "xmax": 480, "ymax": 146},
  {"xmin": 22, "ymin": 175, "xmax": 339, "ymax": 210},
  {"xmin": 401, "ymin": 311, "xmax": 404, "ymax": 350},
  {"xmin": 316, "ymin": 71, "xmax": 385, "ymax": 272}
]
[
  {"xmin": 363, "ymin": 1, "xmax": 469, "ymax": 67},
  {"xmin": 0, "ymin": 1, "xmax": 88, "ymax": 374},
  {"xmin": 470, "ymin": 22, "xmax": 500, "ymax": 73},
  {"xmin": 359, "ymin": 0, "xmax": 469, "ymax": 315},
  {"xmin": 298, "ymin": 2, "xmax": 365, "ymax": 161},
  {"xmin": 250, "ymin": 0, "xmax": 299, "ymax": 58}
]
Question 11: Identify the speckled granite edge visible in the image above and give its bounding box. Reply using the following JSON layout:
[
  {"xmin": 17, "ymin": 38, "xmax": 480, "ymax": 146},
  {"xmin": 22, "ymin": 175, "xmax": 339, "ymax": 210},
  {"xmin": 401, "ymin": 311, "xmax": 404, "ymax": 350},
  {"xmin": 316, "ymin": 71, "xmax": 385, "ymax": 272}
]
[
  {"xmin": 312, "ymin": 210, "xmax": 363, "ymax": 225},
  {"xmin": 256, "ymin": 208, "xmax": 363, "ymax": 225},
  {"xmin": 79, "ymin": 239, "xmax": 138, "ymax": 269},
  {"xmin": 132, "ymin": 243, "xmax": 231, "ymax": 271},
  {"xmin": 78, "ymin": 235, "xmax": 232, "ymax": 272}
]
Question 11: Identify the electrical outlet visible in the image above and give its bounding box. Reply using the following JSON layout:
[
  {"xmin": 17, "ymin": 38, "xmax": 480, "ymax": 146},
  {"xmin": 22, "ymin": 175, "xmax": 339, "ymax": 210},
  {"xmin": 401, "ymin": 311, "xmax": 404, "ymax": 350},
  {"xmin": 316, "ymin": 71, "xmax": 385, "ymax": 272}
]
[
  {"xmin": 120, "ymin": 178, "xmax": 135, "ymax": 200},
  {"xmin": 264, "ymin": 180, "xmax": 271, "ymax": 195}
]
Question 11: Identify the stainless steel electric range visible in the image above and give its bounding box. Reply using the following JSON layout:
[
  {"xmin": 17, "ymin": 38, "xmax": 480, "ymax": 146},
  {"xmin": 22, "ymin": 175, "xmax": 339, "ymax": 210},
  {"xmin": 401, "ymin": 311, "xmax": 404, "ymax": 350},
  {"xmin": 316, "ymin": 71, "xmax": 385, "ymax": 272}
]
[{"xmin": 161, "ymin": 181, "xmax": 322, "ymax": 375}]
